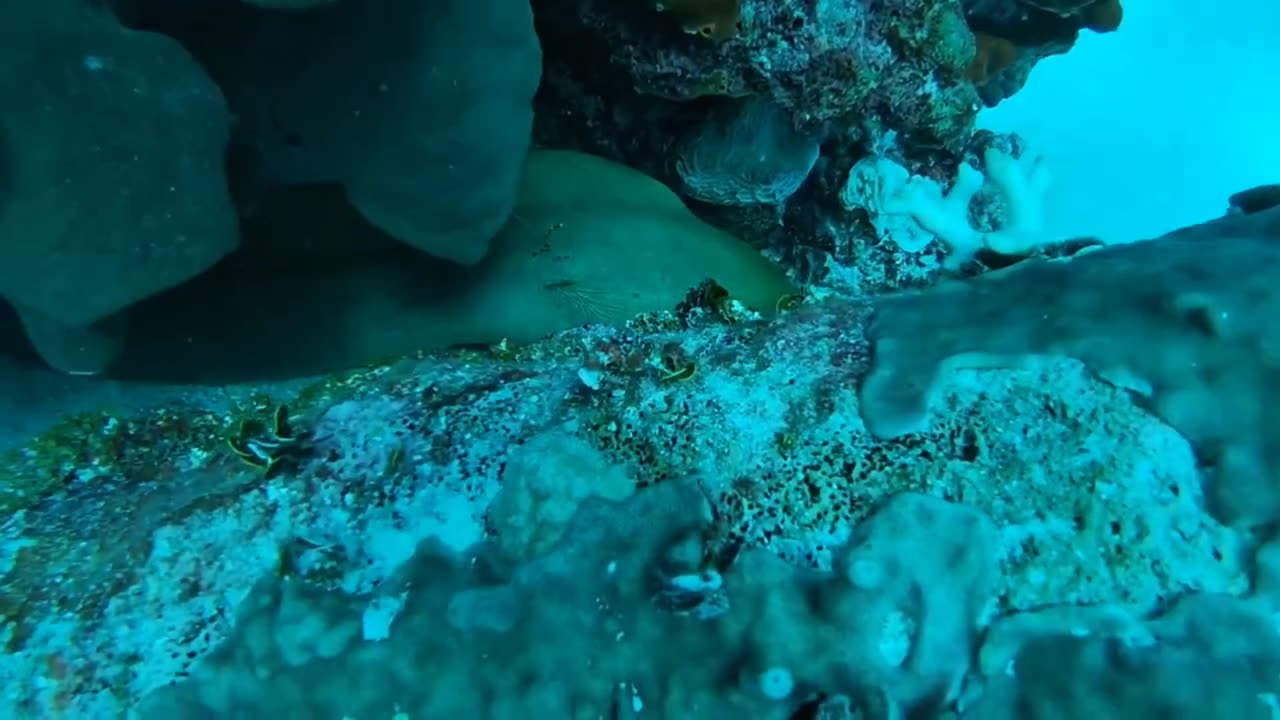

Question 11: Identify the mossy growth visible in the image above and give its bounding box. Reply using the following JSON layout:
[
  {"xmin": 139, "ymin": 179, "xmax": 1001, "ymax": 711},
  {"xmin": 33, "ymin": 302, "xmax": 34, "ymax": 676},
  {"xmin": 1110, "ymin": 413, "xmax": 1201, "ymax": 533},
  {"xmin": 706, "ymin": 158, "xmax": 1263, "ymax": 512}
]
[
  {"xmin": 0, "ymin": 362, "xmax": 398, "ymax": 517},
  {"xmin": 0, "ymin": 407, "xmax": 227, "ymax": 516}
]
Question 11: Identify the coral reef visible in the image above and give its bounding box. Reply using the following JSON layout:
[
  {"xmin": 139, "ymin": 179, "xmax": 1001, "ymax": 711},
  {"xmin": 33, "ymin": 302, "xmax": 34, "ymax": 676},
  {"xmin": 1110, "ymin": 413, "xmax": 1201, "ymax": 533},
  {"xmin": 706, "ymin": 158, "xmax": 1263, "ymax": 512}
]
[
  {"xmin": 535, "ymin": 0, "xmax": 984, "ymax": 148},
  {"xmin": 529, "ymin": 0, "xmax": 1127, "ymax": 300},
  {"xmin": 10, "ymin": 1, "xmax": 1266, "ymax": 719},
  {"xmin": 0, "ymin": 218, "xmax": 1262, "ymax": 712},
  {"xmin": 133, "ymin": 482, "xmax": 1012, "ymax": 718}
]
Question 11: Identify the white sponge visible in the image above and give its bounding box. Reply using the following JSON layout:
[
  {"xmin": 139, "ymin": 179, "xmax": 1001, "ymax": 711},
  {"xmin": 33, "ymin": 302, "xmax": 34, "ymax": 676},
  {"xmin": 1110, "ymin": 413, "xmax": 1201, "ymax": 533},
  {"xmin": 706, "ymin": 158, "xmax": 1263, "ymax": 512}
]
[
  {"xmin": 981, "ymin": 147, "xmax": 1051, "ymax": 255},
  {"xmin": 840, "ymin": 147, "xmax": 1052, "ymax": 265}
]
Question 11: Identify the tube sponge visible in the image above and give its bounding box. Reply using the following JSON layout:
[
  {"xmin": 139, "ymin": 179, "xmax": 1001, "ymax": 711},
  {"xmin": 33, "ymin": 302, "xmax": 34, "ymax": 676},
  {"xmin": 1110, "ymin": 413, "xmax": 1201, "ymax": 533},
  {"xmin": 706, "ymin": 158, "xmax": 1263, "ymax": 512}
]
[{"xmin": 224, "ymin": 0, "xmax": 541, "ymax": 266}]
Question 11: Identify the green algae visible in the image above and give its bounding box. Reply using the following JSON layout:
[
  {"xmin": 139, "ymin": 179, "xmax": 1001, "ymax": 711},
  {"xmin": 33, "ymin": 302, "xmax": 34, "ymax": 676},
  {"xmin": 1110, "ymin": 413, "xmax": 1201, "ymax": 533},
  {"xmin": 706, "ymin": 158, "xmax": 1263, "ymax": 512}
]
[
  {"xmin": 0, "ymin": 408, "xmax": 226, "ymax": 516},
  {"xmin": 0, "ymin": 363, "xmax": 398, "ymax": 518}
]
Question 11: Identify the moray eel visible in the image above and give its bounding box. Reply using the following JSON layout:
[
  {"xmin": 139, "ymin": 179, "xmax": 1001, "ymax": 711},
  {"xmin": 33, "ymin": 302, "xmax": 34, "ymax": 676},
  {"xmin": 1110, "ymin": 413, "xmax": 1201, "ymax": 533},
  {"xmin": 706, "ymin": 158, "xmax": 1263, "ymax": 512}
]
[
  {"xmin": 98, "ymin": 150, "xmax": 797, "ymax": 382},
  {"xmin": 430, "ymin": 149, "xmax": 797, "ymax": 345}
]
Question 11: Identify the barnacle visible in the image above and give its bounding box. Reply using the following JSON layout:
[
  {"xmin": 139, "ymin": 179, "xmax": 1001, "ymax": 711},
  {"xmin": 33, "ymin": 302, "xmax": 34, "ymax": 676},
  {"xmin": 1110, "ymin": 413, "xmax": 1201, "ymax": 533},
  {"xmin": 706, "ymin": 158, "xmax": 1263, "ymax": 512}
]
[
  {"xmin": 660, "ymin": 363, "xmax": 698, "ymax": 383},
  {"xmin": 658, "ymin": 342, "xmax": 698, "ymax": 383},
  {"xmin": 227, "ymin": 404, "xmax": 310, "ymax": 477},
  {"xmin": 775, "ymin": 293, "xmax": 804, "ymax": 315},
  {"xmin": 653, "ymin": 570, "xmax": 729, "ymax": 618},
  {"xmin": 702, "ymin": 281, "xmax": 736, "ymax": 322},
  {"xmin": 700, "ymin": 280, "xmax": 753, "ymax": 324}
]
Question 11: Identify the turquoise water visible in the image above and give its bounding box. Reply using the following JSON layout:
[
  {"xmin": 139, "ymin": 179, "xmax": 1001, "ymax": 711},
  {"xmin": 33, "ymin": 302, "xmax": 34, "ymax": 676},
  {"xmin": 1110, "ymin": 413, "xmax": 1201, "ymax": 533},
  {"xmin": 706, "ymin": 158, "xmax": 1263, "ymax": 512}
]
[{"xmin": 1, "ymin": 1, "xmax": 1278, "ymax": 718}]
